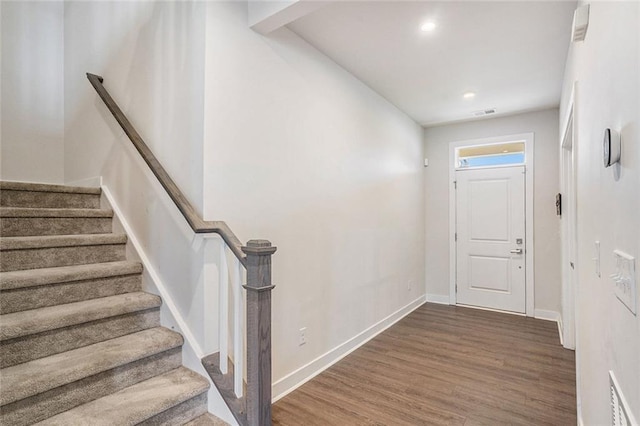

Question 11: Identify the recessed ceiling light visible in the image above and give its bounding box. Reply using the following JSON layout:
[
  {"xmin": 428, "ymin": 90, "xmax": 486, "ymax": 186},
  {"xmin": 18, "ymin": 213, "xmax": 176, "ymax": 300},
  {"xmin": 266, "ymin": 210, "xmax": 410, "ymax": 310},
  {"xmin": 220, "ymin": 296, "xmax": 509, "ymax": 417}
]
[
  {"xmin": 463, "ymin": 92, "xmax": 476, "ymax": 99},
  {"xmin": 421, "ymin": 22, "xmax": 437, "ymax": 32}
]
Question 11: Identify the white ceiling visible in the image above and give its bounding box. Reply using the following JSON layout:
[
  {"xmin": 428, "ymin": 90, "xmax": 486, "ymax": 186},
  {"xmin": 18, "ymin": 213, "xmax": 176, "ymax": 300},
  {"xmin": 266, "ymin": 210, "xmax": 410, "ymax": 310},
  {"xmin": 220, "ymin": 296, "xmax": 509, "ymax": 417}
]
[{"xmin": 288, "ymin": 1, "xmax": 577, "ymax": 126}]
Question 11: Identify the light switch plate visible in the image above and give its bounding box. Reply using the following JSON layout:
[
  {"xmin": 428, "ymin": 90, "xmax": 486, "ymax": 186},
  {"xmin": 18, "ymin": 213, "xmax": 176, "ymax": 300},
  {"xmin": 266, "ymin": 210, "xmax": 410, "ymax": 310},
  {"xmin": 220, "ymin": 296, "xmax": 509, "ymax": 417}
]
[{"xmin": 612, "ymin": 250, "xmax": 637, "ymax": 315}]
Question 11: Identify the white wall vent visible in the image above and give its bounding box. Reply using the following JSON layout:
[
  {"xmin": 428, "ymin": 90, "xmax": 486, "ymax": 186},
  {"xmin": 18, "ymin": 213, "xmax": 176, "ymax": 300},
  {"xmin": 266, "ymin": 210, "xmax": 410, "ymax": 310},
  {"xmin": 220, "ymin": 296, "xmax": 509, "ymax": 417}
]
[
  {"xmin": 610, "ymin": 371, "xmax": 638, "ymax": 426},
  {"xmin": 473, "ymin": 109, "xmax": 496, "ymax": 117},
  {"xmin": 572, "ymin": 4, "xmax": 590, "ymax": 42}
]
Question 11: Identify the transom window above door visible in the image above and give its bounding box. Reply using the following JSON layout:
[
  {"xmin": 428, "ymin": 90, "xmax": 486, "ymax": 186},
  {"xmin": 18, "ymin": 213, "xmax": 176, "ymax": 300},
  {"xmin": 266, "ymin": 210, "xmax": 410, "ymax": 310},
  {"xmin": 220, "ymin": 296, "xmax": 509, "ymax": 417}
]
[{"xmin": 456, "ymin": 141, "xmax": 525, "ymax": 169}]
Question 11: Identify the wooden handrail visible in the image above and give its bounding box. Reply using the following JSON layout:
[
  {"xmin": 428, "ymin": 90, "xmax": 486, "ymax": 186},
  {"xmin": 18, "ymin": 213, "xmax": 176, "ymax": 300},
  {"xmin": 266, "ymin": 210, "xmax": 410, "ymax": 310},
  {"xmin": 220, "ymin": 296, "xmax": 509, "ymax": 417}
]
[{"xmin": 86, "ymin": 73, "xmax": 246, "ymax": 266}]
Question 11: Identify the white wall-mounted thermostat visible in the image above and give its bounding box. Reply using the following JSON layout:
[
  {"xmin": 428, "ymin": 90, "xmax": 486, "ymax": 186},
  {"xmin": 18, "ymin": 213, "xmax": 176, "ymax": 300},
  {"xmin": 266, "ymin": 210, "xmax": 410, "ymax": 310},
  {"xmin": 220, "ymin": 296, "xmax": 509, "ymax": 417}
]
[{"xmin": 603, "ymin": 128, "xmax": 621, "ymax": 167}]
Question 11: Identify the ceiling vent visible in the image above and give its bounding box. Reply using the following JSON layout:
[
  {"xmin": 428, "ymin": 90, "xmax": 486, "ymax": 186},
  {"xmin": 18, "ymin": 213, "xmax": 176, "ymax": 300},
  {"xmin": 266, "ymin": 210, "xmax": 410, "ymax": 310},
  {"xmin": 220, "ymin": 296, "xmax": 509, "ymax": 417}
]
[
  {"xmin": 473, "ymin": 109, "xmax": 496, "ymax": 117},
  {"xmin": 572, "ymin": 4, "xmax": 590, "ymax": 42}
]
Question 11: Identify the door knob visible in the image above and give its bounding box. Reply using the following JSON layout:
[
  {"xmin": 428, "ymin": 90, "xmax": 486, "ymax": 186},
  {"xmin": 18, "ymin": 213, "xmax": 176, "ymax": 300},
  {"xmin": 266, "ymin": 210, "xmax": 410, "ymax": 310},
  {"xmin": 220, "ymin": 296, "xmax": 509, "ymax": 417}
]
[{"xmin": 510, "ymin": 248, "xmax": 523, "ymax": 254}]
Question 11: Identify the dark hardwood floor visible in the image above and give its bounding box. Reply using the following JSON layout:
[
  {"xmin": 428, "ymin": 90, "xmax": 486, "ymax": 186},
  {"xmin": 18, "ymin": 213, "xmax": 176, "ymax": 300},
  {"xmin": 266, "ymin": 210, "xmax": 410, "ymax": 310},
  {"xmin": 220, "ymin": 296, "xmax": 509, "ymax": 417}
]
[{"xmin": 272, "ymin": 303, "xmax": 576, "ymax": 425}]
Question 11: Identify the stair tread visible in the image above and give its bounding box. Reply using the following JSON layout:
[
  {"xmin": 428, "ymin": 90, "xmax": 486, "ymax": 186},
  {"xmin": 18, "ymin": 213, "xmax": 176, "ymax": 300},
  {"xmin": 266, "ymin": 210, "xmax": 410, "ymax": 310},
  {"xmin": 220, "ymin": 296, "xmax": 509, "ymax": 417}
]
[
  {"xmin": 0, "ymin": 233, "xmax": 126, "ymax": 250},
  {"xmin": 0, "ymin": 181, "xmax": 101, "ymax": 195},
  {"xmin": 0, "ymin": 327, "xmax": 183, "ymax": 406},
  {"xmin": 185, "ymin": 413, "xmax": 229, "ymax": 426},
  {"xmin": 34, "ymin": 367, "xmax": 209, "ymax": 426},
  {"xmin": 0, "ymin": 261, "xmax": 143, "ymax": 290},
  {"xmin": 0, "ymin": 291, "xmax": 160, "ymax": 341},
  {"xmin": 0, "ymin": 207, "xmax": 113, "ymax": 218}
]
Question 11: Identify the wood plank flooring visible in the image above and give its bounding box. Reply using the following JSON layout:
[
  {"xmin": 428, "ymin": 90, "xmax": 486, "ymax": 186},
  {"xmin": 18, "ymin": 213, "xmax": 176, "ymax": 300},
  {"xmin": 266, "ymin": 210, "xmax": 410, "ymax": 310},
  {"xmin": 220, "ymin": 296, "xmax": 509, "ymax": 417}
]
[{"xmin": 272, "ymin": 303, "xmax": 576, "ymax": 425}]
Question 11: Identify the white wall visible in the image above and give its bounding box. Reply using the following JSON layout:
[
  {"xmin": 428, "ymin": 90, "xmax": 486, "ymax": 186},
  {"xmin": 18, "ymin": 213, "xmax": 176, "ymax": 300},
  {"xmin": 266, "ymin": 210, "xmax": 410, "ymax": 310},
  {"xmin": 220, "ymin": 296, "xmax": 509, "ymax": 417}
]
[
  {"xmin": 64, "ymin": 1, "xmax": 205, "ymax": 212},
  {"xmin": 202, "ymin": 1, "xmax": 425, "ymax": 394},
  {"xmin": 560, "ymin": 2, "xmax": 639, "ymax": 424},
  {"xmin": 1, "ymin": 1, "xmax": 64, "ymax": 183},
  {"xmin": 63, "ymin": 0, "xmax": 210, "ymax": 344},
  {"xmin": 423, "ymin": 109, "xmax": 562, "ymax": 315}
]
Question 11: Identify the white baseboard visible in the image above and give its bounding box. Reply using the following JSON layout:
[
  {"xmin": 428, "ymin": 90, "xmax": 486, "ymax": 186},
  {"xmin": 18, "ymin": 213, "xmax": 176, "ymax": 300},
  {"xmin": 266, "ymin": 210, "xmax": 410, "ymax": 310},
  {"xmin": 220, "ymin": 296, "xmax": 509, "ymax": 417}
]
[
  {"xmin": 272, "ymin": 295, "xmax": 426, "ymax": 402},
  {"xmin": 66, "ymin": 176, "xmax": 102, "ymax": 188},
  {"xmin": 101, "ymin": 184, "xmax": 205, "ymax": 357},
  {"xmin": 534, "ymin": 309, "xmax": 560, "ymax": 322},
  {"xmin": 0, "ymin": 178, "xmax": 65, "ymax": 185},
  {"xmin": 557, "ymin": 315, "xmax": 565, "ymax": 347},
  {"xmin": 101, "ymin": 184, "xmax": 237, "ymax": 425},
  {"xmin": 534, "ymin": 309, "xmax": 563, "ymax": 346},
  {"xmin": 426, "ymin": 294, "xmax": 450, "ymax": 305}
]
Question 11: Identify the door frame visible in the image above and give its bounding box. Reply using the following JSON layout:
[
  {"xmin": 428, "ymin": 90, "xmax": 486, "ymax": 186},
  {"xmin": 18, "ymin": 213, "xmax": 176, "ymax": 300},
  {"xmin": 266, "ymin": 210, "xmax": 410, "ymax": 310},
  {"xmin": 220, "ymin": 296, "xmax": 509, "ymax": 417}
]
[
  {"xmin": 448, "ymin": 132, "xmax": 535, "ymax": 317},
  {"xmin": 560, "ymin": 81, "xmax": 581, "ymax": 422},
  {"xmin": 560, "ymin": 82, "xmax": 578, "ymax": 351}
]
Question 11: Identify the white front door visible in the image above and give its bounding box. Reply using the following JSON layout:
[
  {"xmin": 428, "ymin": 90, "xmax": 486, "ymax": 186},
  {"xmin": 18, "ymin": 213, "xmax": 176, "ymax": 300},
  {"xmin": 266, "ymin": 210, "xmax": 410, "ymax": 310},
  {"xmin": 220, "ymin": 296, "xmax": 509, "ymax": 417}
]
[{"xmin": 455, "ymin": 166, "xmax": 526, "ymax": 313}]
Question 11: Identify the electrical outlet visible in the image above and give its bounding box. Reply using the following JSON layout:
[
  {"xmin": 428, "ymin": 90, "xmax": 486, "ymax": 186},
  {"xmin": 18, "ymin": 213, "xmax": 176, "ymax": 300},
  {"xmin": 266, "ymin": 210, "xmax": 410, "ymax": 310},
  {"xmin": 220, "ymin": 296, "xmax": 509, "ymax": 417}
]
[
  {"xmin": 299, "ymin": 327, "xmax": 307, "ymax": 346},
  {"xmin": 611, "ymin": 250, "xmax": 636, "ymax": 315},
  {"xmin": 407, "ymin": 280, "xmax": 413, "ymax": 291}
]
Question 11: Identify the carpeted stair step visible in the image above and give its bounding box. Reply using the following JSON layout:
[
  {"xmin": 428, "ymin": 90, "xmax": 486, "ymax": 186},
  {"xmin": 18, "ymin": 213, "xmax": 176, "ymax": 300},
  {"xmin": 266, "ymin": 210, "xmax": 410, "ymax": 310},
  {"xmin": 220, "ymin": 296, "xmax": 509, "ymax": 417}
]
[
  {"xmin": 185, "ymin": 413, "xmax": 229, "ymax": 425},
  {"xmin": 33, "ymin": 367, "xmax": 209, "ymax": 426},
  {"xmin": 0, "ymin": 233, "xmax": 127, "ymax": 272},
  {"xmin": 0, "ymin": 261, "xmax": 143, "ymax": 314},
  {"xmin": 35, "ymin": 367, "xmax": 211, "ymax": 426},
  {"xmin": 0, "ymin": 292, "xmax": 161, "ymax": 368},
  {"xmin": 0, "ymin": 207, "xmax": 113, "ymax": 237},
  {"xmin": 0, "ymin": 181, "xmax": 101, "ymax": 209},
  {"xmin": 0, "ymin": 327, "xmax": 184, "ymax": 426},
  {"xmin": 0, "ymin": 180, "xmax": 219, "ymax": 424}
]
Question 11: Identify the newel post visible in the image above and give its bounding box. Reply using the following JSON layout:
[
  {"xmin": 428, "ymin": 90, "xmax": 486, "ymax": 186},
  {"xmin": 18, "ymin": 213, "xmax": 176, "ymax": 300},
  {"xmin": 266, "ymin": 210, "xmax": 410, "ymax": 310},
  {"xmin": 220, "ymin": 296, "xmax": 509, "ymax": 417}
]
[{"xmin": 242, "ymin": 240, "xmax": 277, "ymax": 426}]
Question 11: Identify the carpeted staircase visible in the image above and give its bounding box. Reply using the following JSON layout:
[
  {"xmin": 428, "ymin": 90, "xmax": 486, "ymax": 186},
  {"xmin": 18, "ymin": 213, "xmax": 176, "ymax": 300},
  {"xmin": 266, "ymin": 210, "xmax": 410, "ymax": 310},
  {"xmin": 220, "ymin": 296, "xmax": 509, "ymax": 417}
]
[{"xmin": 0, "ymin": 181, "xmax": 226, "ymax": 425}]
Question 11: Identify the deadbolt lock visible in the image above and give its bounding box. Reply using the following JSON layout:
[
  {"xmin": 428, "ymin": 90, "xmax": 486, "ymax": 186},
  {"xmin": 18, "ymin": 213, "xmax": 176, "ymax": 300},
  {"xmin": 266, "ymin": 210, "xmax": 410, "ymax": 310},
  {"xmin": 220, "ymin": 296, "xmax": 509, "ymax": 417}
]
[{"xmin": 516, "ymin": 238, "xmax": 523, "ymax": 245}]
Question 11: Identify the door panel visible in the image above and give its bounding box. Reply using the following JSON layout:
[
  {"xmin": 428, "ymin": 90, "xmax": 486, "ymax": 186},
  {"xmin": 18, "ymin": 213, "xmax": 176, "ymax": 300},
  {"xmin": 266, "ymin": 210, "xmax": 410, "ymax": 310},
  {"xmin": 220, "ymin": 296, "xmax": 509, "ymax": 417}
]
[
  {"xmin": 456, "ymin": 166, "xmax": 526, "ymax": 313},
  {"xmin": 468, "ymin": 255, "xmax": 510, "ymax": 292},
  {"xmin": 469, "ymin": 179, "xmax": 510, "ymax": 242}
]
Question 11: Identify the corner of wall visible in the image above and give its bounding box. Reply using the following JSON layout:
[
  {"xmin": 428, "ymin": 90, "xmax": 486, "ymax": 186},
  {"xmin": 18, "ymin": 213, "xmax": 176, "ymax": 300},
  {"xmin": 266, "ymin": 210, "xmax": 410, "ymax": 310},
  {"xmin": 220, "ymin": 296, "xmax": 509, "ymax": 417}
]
[{"xmin": 425, "ymin": 294, "xmax": 450, "ymax": 305}]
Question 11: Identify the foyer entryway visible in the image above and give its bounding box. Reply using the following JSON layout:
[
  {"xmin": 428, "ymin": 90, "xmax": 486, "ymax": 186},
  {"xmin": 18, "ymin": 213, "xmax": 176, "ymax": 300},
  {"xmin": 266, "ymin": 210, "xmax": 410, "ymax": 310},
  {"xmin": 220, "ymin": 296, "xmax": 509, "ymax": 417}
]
[{"xmin": 272, "ymin": 303, "xmax": 576, "ymax": 425}]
